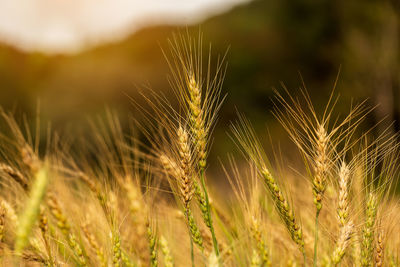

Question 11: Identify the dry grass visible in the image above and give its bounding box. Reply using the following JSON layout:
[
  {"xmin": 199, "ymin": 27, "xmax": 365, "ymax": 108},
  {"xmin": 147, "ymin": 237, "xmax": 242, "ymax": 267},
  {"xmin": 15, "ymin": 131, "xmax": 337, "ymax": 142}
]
[{"xmin": 0, "ymin": 33, "xmax": 399, "ymax": 267}]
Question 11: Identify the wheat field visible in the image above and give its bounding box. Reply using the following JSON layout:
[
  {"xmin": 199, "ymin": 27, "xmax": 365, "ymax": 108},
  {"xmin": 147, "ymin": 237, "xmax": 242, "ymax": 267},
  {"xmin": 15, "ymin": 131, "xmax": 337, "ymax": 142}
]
[{"xmin": 0, "ymin": 34, "xmax": 399, "ymax": 267}]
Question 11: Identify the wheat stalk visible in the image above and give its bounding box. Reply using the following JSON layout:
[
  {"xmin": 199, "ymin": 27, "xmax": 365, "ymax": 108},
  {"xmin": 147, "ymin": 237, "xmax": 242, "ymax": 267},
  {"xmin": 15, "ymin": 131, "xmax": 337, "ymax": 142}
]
[
  {"xmin": 0, "ymin": 163, "xmax": 28, "ymax": 191},
  {"xmin": 14, "ymin": 165, "xmax": 49, "ymax": 256}
]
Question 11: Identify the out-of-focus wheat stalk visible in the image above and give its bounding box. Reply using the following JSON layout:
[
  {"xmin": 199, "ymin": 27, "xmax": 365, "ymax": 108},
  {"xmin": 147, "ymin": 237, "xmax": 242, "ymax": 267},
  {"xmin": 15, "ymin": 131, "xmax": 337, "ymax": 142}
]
[{"xmin": 14, "ymin": 165, "xmax": 49, "ymax": 256}]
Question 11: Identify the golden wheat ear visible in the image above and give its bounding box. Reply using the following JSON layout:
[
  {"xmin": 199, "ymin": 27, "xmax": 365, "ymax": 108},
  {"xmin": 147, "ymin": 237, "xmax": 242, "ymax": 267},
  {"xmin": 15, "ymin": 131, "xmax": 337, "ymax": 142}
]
[
  {"xmin": 331, "ymin": 221, "xmax": 354, "ymax": 265},
  {"xmin": 160, "ymin": 235, "xmax": 174, "ymax": 267},
  {"xmin": 273, "ymin": 90, "xmax": 368, "ymax": 211},
  {"xmin": 161, "ymin": 32, "xmax": 228, "ymax": 259},
  {"xmin": 230, "ymin": 114, "xmax": 305, "ymax": 259},
  {"xmin": 272, "ymin": 89, "xmax": 372, "ymax": 266},
  {"xmin": 164, "ymin": 31, "xmax": 227, "ymax": 172},
  {"xmin": 81, "ymin": 220, "xmax": 107, "ymax": 267}
]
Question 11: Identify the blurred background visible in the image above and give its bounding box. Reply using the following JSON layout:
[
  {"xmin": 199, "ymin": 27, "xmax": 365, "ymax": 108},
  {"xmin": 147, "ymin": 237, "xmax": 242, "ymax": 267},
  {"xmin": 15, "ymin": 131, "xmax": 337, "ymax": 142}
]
[{"xmin": 0, "ymin": 0, "xmax": 399, "ymax": 173}]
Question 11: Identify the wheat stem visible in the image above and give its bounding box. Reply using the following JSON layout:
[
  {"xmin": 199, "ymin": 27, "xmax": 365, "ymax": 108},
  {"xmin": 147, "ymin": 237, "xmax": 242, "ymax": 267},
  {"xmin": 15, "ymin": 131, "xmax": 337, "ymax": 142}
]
[{"xmin": 14, "ymin": 165, "xmax": 49, "ymax": 256}]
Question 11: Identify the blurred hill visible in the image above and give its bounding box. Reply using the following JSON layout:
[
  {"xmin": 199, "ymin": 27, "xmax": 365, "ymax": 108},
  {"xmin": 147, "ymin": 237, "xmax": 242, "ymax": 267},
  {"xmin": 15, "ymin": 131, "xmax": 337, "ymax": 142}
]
[{"xmin": 0, "ymin": 0, "xmax": 399, "ymax": 169}]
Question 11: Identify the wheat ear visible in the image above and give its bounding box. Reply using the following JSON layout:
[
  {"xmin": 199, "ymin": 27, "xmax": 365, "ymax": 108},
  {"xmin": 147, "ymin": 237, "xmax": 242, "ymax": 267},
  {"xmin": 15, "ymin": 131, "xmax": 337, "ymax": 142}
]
[
  {"xmin": 39, "ymin": 211, "xmax": 54, "ymax": 266},
  {"xmin": 176, "ymin": 127, "xmax": 206, "ymax": 255},
  {"xmin": 331, "ymin": 221, "xmax": 353, "ymax": 265},
  {"xmin": 177, "ymin": 126, "xmax": 194, "ymax": 208},
  {"xmin": 360, "ymin": 193, "xmax": 377, "ymax": 267},
  {"xmin": 231, "ymin": 117, "xmax": 305, "ymax": 257},
  {"xmin": 312, "ymin": 124, "xmax": 329, "ymax": 267},
  {"xmin": 112, "ymin": 230, "xmax": 121, "ymax": 267},
  {"xmin": 250, "ymin": 216, "xmax": 271, "ymax": 266},
  {"xmin": 186, "ymin": 208, "xmax": 204, "ymax": 250},
  {"xmin": 337, "ymin": 161, "xmax": 350, "ymax": 226},
  {"xmin": 160, "ymin": 235, "xmax": 174, "ymax": 267},
  {"xmin": 187, "ymin": 74, "xmax": 207, "ymax": 170},
  {"xmin": 194, "ymin": 181, "xmax": 211, "ymax": 228},
  {"xmin": 81, "ymin": 221, "xmax": 107, "ymax": 267},
  {"xmin": 262, "ymin": 169, "xmax": 305, "ymax": 254},
  {"xmin": 78, "ymin": 173, "xmax": 110, "ymax": 221},
  {"xmin": 160, "ymin": 153, "xmax": 213, "ymax": 254},
  {"xmin": 121, "ymin": 251, "xmax": 135, "ymax": 267},
  {"xmin": 47, "ymin": 194, "xmax": 87, "ymax": 266},
  {"xmin": 0, "ymin": 163, "xmax": 29, "ymax": 191},
  {"xmin": 375, "ymin": 230, "xmax": 384, "ymax": 267},
  {"xmin": 21, "ymin": 252, "xmax": 47, "ymax": 265},
  {"xmin": 250, "ymin": 249, "xmax": 261, "ymax": 267},
  {"xmin": 187, "ymin": 72, "xmax": 220, "ymax": 257},
  {"xmin": 313, "ymin": 124, "xmax": 329, "ymax": 212},
  {"xmin": 330, "ymin": 161, "xmax": 352, "ymax": 266},
  {"xmin": 122, "ymin": 178, "xmax": 149, "ymax": 264},
  {"xmin": 1, "ymin": 200, "xmax": 18, "ymax": 228},
  {"xmin": 147, "ymin": 224, "xmax": 157, "ymax": 267}
]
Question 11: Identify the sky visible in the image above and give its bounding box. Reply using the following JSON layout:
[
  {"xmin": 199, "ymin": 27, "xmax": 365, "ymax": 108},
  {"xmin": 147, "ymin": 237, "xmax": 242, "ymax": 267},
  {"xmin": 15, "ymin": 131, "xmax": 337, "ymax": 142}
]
[{"xmin": 0, "ymin": 0, "xmax": 250, "ymax": 54}]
